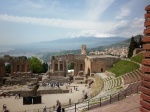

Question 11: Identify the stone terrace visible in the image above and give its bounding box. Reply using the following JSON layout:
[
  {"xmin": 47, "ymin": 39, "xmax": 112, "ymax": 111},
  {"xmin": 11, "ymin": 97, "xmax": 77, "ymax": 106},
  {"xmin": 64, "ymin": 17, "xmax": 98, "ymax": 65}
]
[{"xmin": 88, "ymin": 94, "xmax": 140, "ymax": 112}]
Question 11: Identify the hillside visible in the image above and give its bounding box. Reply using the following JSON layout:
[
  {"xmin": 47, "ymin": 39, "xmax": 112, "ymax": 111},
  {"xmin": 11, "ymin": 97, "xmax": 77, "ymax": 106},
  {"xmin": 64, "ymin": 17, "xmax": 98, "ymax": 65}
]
[
  {"xmin": 18, "ymin": 36, "xmax": 126, "ymax": 52},
  {"xmin": 40, "ymin": 35, "xmax": 143, "ymax": 62}
]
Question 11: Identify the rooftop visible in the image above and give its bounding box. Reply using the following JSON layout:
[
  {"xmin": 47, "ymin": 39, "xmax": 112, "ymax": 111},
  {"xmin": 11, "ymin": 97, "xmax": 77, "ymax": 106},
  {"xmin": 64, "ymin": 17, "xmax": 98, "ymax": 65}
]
[{"xmin": 87, "ymin": 55, "xmax": 119, "ymax": 59}]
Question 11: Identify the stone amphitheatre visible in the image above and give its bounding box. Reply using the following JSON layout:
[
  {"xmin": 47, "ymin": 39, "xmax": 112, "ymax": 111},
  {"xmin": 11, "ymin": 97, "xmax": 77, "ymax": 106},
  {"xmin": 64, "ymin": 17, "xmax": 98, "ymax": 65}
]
[{"xmin": 0, "ymin": 4, "xmax": 150, "ymax": 112}]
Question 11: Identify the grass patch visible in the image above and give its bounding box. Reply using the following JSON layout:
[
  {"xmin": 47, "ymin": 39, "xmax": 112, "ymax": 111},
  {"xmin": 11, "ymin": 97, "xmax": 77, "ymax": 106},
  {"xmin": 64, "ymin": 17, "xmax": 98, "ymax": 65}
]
[
  {"xmin": 108, "ymin": 60, "xmax": 140, "ymax": 77},
  {"xmin": 130, "ymin": 52, "xmax": 143, "ymax": 64},
  {"xmin": 90, "ymin": 75, "xmax": 103, "ymax": 98}
]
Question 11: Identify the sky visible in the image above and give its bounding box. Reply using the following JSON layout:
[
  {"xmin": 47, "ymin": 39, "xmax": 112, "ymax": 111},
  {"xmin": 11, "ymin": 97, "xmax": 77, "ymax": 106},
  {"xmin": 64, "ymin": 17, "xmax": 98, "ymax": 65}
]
[{"xmin": 0, "ymin": 0, "xmax": 149, "ymax": 45}]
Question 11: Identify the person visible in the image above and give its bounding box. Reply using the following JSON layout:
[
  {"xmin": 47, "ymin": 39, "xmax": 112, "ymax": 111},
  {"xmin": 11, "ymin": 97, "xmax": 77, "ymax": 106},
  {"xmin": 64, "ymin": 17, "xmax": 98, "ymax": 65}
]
[
  {"xmin": 69, "ymin": 98, "xmax": 71, "ymax": 106},
  {"xmin": 15, "ymin": 93, "xmax": 18, "ymax": 99},
  {"xmin": 3, "ymin": 104, "xmax": 6, "ymax": 110},
  {"xmin": 56, "ymin": 100, "xmax": 61, "ymax": 112},
  {"xmin": 43, "ymin": 106, "xmax": 46, "ymax": 112},
  {"xmin": 70, "ymin": 88, "xmax": 72, "ymax": 93},
  {"xmin": 18, "ymin": 93, "xmax": 21, "ymax": 98},
  {"xmin": 62, "ymin": 108, "xmax": 65, "ymax": 112},
  {"xmin": 3, "ymin": 104, "xmax": 9, "ymax": 112}
]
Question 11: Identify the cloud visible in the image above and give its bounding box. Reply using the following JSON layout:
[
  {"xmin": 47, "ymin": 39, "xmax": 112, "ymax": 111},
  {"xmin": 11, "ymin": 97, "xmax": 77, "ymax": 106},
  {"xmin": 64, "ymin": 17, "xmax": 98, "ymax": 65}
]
[
  {"xmin": 115, "ymin": 0, "xmax": 138, "ymax": 19},
  {"xmin": 0, "ymin": 14, "xmax": 144, "ymax": 38},
  {"xmin": 111, "ymin": 18, "xmax": 144, "ymax": 37},
  {"xmin": 19, "ymin": 0, "xmax": 46, "ymax": 9},
  {"xmin": 68, "ymin": 30, "xmax": 115, "ymax": 38},
  {"xmin": 85, "ymin": 0, "xmax": 115, "ymax": 21},
  {"xmin": 0, "ymin": 14, "xmax": 111, "ymax": 30},
  {"xmin": 116, "ymin": 8, "xmax": 131, "ymax": 19}
]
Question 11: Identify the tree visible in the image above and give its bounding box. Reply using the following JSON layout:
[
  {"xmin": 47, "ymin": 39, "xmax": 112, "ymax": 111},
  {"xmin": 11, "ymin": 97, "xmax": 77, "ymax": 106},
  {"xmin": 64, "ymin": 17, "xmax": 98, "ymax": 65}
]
[
  {"xmin": 128, "ymin": 37, "xmax": 135, "ymax": 58},
  {"xmin": 138, "ymin": 35, "xmax": 143, "ymax": 48},
  {"xmin": 68, "ymin": 63, "xmax": 74, "ymax": 70},
  {"xmin": 5, "ymin": 64, "xmax": 11, "ymax": 73},
  {"xmin": 28, "ymin": 57, "xmax": 43, "ymax": 73},
  {"xmin": 128, "ymin": 36, "xmax": 141, "ymax": 58},
  {"xmin": 42, "ymin": 62, "xmax": 48, "ymax": 73}
]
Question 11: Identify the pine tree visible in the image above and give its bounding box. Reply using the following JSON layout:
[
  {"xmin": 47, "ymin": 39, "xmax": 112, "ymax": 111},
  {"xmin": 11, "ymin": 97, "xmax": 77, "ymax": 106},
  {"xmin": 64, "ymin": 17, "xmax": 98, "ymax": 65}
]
[
  {"xmin": 128, "ymin": 37, "xmax": 135, "ymax": 58},
  {"xmin": 138, "ymin": 35, "xmax": 142, "ymax": 48}
]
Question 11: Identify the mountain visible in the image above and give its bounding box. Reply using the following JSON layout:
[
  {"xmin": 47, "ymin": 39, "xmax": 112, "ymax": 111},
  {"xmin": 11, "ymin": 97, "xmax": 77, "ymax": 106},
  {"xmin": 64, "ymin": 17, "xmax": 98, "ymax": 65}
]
[{"xmin": 14, "ymin": 36, "xmax": 127, "ymax": 52}]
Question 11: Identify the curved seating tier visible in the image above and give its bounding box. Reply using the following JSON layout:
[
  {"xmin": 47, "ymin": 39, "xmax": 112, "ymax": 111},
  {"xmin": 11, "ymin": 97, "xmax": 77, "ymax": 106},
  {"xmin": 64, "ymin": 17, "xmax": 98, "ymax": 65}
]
[
  {"xmin": 98, "ymin": 69, "xmax": 142, "ymax": 100},
  {"xmin": 122, "ymin": 69, "xmax": 142, "ymax": 85}
]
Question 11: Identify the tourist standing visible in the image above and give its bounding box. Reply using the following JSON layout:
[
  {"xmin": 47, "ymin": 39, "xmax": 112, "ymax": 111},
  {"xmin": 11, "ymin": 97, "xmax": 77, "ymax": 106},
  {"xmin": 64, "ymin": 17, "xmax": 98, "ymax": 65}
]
[
  {"xmin": 69, "ymin": 98, "xmax": 71, "ymax": 106},
  {"xmin": 18, "ymin": 93, "xmax": 21, "ymax": 98},
  {"xmin": 3, "ymin": 104, "xmax": 9, "ymax": 112},
  {"xmin": 3, "ymin": 104, "xmax": 6, "ymax": 111},
  {"xmin": 43, "ymin": 106, "xmax": 46, "ymax": 112},
  {"xmin": 15, "ymin": 93, "xmax": 18, "ymax": 99},
  {"xmin": 56, "ymin": 100, "xmax": 61, "ymax": 112}
]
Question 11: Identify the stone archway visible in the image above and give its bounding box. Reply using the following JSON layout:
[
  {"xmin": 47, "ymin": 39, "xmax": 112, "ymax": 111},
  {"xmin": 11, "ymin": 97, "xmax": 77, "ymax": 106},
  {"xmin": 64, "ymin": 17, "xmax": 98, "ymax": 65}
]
[
  {"xmin": 67, "ymin": 61, "xmax": 75, "ymax": 76},
  {"xmin": 101, "ymin": 68, "xmax": 103, "ymax": 72},
  {"xmin": 88, "ymin": 68, "xmax": 90, "ymax": 76},
  {"xmin": 0, "ymin": 55, "xmax": 31, "ymax": 78}
]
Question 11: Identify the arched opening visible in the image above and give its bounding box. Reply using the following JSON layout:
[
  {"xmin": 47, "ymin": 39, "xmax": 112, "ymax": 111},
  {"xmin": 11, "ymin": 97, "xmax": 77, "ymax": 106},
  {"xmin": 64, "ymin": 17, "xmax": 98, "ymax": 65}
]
[
  {"xmin": 101, "ymin": 68, "xmax": 103, "ymax": 72},
  {"xmin": 60, "ymin": 64, "xmax": 63, "ymax": 71},
  {"xmin": 17, "ymin": 65, "xmax": 19, "ymax": 72},
  {"xmin": 5, "ymin": 62, "xmax": 11, "ymax": 77},
  {"xmin": 54, "ymin": 64, "xmax": 58, "ymax": 71},
  {"xmin": 80, "ymin": 64, "xmax": 83, "ymax": 71},
  {"xmin": 68, "ymin": 62, "xmax": 74, "ymax": 70},
  {"xmin": 21, "ymin": 64, "xmax": 25, "ymax": 72},
  {"xmin": 68, "ymin": 62, "xmax": 75, "ymax": 80}
]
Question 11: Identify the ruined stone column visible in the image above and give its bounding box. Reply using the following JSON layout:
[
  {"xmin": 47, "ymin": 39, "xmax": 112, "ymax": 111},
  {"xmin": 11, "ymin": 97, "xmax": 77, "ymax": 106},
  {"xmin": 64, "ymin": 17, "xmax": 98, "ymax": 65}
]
[
  {"xmin": 20, "ymin": 63, "xmax": 22, "ymax": 72},
  {"xmin": 58, "ymin": 60, "xmax": 60, "ymax": 71},
  {"xmin": 66, "ymin": 61, "xmax": 68, "ymax": 76},
  {"xmin": 52, "ymin": 60, "xmax": 55, "ymax": 72},
  {"xmin": 63, "ymin": 60, "xmax": 65, "ymax": 71},
  {"xmin": 140, "ymin": 4, "xmax": 150, "ymax": 112},
  {"xmin": 0, "ymin": 60, "xmax": 5, "ymax": 78}
]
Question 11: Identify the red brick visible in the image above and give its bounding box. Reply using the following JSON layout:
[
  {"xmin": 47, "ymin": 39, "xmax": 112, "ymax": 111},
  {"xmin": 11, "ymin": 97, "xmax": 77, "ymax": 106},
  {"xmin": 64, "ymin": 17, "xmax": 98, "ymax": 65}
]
[
  {"xmin": 141, "ymin": 74, "xmax": 150, "ymax": 81},
  {"xmin": 144, "ymin": 20, "xmax": 150, "ymax": 27},
  {"xmin": 145, "ymin": 5, "xmax": 150, "ymax": 11},
  {"xmin": 141, "ymin": 80, "xmax": 150, "ymax": 88},
  {"xmin": 145, "ymin": 13, "xmax": 150, "ymax": 19},
  {"xmin": 140, "ymin": 86, "xmax": 150, "ymax": 96},
  {"xmin": 140, "ymin": 100, "xmax": 150, "ymax": 110},
  {"xmin": 143, "ymin": 44, "xmax": 150, "ymax": 50},
  {"xmin": 141, "ymin": 93, "xmax": 150, "ymax": 103},
  {"xmin": 140, "ymin": 106, "xmax": 150, "ymax": 112},
  {"xmin": 143, "ymin": 28, "xmax": 150, "ymax": 35},
  {"xmin": 142, "ymin": 65, "xmax": 150, "ymax": 73},
  {"xmin": 142, "ymin": 51, "xmax": 150, "ymax": 58},
  {"xmin": 142, "ymin": 59, "xmax": 150, "ymax": 66},
  {"xmin": 143, "ymin": 36, "xmax": 150, "ymax": 43}
]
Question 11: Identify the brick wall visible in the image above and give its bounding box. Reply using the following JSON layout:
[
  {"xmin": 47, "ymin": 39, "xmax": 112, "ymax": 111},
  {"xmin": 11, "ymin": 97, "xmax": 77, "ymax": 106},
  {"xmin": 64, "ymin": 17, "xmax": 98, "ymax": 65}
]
[{"xmin": 140, "ymin": 4, "xmax": 150, "ymax": 112}]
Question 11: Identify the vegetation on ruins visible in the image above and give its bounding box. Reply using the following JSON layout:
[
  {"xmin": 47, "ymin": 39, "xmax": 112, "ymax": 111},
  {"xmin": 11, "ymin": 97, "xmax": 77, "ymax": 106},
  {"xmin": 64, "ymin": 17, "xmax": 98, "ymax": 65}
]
[
  {"xmin": 130, "ymin": 52, "xmax": 143, "ymax": 64},
  {"xmin": 68, "ymin": 62, "xmax": 74, "ymax": 70},
  {"xmin": 90, "ymin": 75, "xmax": 103, "ymax": 98},
  {"xmin": 108, "ymin": 60, "xmax": 140, "ymax": 77},
  {"xmin": 28, "ymin": 57, "xmax": 48, "ymax": 73},
  {"xmin": 5, "ymin": 64, "xmax": 11, "ymax": 73}
]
